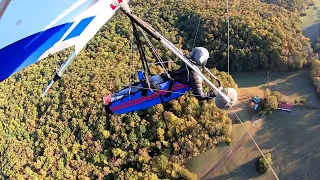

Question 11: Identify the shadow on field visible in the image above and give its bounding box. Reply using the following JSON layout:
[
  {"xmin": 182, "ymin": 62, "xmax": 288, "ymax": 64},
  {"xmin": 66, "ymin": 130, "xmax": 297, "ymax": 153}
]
[
  {"xmin": 252, "ymin": 105, "xmax": 320, "ymax": 179},
  {"xmin": 209, "ymin": 157, "xmax": 262, "ymax": 180},
  {"xmin": 260, "ymin": 69, "xmax": 320, "ymax": 107},
  {"xmin": 302, "ymin": 22, "xmax": 320, "ymax": 45},
  {"xmin": 254, "ymin": 69, "xmax": 320, "ymax": 179},
  {"xmin": 233, "ymin": 71, "xmax": 269, "ymax": 88}
]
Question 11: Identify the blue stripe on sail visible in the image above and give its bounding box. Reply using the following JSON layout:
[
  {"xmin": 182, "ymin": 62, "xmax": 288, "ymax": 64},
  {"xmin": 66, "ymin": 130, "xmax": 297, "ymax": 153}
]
[
  {"xmin": 0, "ymin": 23, "xmax": 73, "ymax": 82},
  {"xmin": 0, "ymin": 16, "xmax": 96, "ymax": 82},
  {"xmin": 109, "ymin": 81, "xmax": 191, "ymax": 114},
  {"xmin": 64, "ymin": 16, "xmax": 95, "ymax": 41}
]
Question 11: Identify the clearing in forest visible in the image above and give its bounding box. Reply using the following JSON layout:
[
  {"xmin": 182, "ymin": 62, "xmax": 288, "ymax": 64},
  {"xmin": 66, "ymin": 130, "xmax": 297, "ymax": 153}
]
[{"xmin": 187, "ymin": 69, "xmax": 320, "ymax": 180}]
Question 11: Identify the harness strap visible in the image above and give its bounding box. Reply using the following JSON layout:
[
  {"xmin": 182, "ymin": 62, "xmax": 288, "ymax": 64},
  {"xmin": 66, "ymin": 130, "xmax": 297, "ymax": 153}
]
[
  {"xmin": 140, "ymin": 76, "xmax": 161, "ymax": 96},
  {"xmin": 131, "ymin": 21, "xmax": 151, "ymax": 76},
  {"xmin": 216, "ymin": 79, "xmax": 221, "ymax": 89},
  {"xmin": 140, "ymin": 78, "xmax": 149, "ymax": 96},
  {"xmin": 131, "ymin": 20, "xmax": 152, "ymax": 92},
  {"xmin": 165, "ymin": 79, "xmax": 175, "ymax": 97},
  {"xmin": 160, "ymin": 73, "xmax": 175, "ymax": 97}
]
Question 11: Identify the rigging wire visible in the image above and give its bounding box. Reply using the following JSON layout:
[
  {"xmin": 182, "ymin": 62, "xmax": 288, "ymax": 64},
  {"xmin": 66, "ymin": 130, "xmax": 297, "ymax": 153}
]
[
  {"xmin": 227, "ymin": 0, "xmax": 230, "ymax": 81},
  {"xmin": 131, "ymin": 60, "xmax": 182, "ymax": 67},
  {"xmin": 129, "ymin": 33, "xmax": 134, "ymax": 97},
  {"xmin": 225, "ymin": 0, "xmax": 279, "ymax": 179},
  {"xmin": 232, "ymin": 110, "xmax": 280, "ymax": 180},
  {"xmin": 131, "ymin": 21, "xmax": 151, "ymax": 76},
  {"xmin": 118, "ymin": 85, "xmax": 225, "ymax": 99},
  {"xmin": 139, "ymin": 27, "xmax": 170, "ymax": 76},
  {"xmin": 192, "ymin": 17, "xmax": 201, "ymax": 48},
  {"xmin": 131, "ymin": 20, "xmax": 156, "ymax": 95},
  {"xmin": 189, "ymin": 17, "xmax": 202, "ymax": 82}
]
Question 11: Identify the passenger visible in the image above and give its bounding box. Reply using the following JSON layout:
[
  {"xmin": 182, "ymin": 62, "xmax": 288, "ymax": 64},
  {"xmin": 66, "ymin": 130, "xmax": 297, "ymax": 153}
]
[{"xmin": 103, "ymin": 74, "xmax": 165, "ymax": 105}]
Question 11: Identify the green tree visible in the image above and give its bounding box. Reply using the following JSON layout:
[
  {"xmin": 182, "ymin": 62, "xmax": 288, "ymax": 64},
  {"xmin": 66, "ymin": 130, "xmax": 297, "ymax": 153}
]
[
  {"xmin": 266, "ymin": 96, "xmax": 278, "ymax": 110},
  {"xmin": 264, "ymin": 88, "xmax": 271, "ymax": 98},
  {"xmin": 257, "ymin": 152, "xmax": 273, "ymax": 173}
]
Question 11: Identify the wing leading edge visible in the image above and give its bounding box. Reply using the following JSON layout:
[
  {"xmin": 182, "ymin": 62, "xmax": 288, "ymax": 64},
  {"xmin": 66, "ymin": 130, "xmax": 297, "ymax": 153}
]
[{"xmin": 0, "ymin": 0, "xmax": 125, "ymax": 82}]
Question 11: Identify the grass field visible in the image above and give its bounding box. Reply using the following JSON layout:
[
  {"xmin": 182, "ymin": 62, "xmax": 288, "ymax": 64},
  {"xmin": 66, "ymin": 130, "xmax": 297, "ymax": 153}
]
[
  {"xmin": 301, "ymin": 0, "xmax": 320, "ymax": 44},
  {"xmin": 184, "ymin": 105, "xmax": 253, "ymax": 178},
  {"xmin": 186, "ymin": 69, "xmax": 320, "ymax": 180},
  {"xmin": 184, "ymin": 73, "xmax": 256, "ymax": 178},
  {"xmin": 184, "ymin": 71, "xmax": 267, "ymax": 178}
]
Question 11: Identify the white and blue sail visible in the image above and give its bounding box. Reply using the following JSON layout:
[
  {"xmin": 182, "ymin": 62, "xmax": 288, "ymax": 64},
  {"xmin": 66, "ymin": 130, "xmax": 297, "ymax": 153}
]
[{"xmin": 0, "ymin": 0, "xmax": 125, "ymax": 82}]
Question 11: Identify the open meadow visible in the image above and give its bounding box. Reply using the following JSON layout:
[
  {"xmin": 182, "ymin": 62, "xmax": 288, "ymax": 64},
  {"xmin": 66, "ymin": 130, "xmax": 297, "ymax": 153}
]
[
  {"xmin": 186, "ymin": 69, "xmax": 320, "ymax": 180},
  {"xmin": 301, "ymin": 0, "xmax": 320, "ymax": 44}
]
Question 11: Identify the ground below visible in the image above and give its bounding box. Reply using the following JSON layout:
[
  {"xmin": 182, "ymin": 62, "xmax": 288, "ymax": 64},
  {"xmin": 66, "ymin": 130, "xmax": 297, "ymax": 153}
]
[{"xmin": 185, "ymin": 69, "xmax": 320, "ymax": 180}]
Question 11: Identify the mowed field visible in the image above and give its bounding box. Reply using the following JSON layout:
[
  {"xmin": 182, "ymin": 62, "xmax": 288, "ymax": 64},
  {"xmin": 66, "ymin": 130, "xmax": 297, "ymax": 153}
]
[
  {"xmin": 186, "ymin": 69, "xmax": 320, "ymax": 180},
  {"xmin": 301, "ymin": 0, "xmax": 320, "ymax": 44},
  {"xmin": 184, "ymin": 106, "xmax": 253, "ymax": 179},
  {"xmin": 184, "ymin": 78, "xmax": 255, "ymax": 178}
]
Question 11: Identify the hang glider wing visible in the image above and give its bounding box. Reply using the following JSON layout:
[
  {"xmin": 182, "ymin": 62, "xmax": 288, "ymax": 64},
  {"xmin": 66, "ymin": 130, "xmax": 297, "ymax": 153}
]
[{"xmin": 0, "ymin": 0, "xmax": 125, "ymax": 82}]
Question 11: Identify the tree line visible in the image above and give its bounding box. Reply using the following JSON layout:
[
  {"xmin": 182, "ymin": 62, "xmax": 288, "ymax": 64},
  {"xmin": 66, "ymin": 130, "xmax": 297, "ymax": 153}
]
[{"xmin": 260, "ymin": 0, "xmax": 314, "ymax": 12}]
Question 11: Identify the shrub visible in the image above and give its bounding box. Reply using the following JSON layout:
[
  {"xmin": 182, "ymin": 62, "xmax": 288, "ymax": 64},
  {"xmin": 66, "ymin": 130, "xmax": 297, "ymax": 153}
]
[
  {"xmin": 308, "ymin": 2, "xmax": 315, "ymax": 6},
  {"xmin": 270, "ymin": 91, "xmax": 282, "ymax": 101},
  {"xmin": 226, "ymin": 137, "xmax": 232, "ymax": 145},
  {"xmin": 257, "ymin": 152, "xmax": 273, "ymax": 173},
  {"xmin": 264, "ymin": 88, "xmax": 271, "ymax": 98},
  {"xmin": 300, "ymin": 12, "xmax": 307, "ymax": 16},
  {"xmin": 299, "ymin": 98, "xmax": 307, "ymax": 104},
  {"xmin": 266, "ymin": 96, "xmax": 278, "ymax": 110},
  {"xmin": 294, "ymin": 98, "xmax": 307, "ymax": 105}
]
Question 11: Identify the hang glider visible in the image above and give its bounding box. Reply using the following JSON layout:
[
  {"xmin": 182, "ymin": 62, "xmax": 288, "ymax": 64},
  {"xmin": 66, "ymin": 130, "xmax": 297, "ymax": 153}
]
[
  {"xmin": 0, "ymin": 0, "xmax": 127, "ymax": 82},
  {"xmin": 0, "ymin": 0, "xmax": 237, "ymax": 111}
]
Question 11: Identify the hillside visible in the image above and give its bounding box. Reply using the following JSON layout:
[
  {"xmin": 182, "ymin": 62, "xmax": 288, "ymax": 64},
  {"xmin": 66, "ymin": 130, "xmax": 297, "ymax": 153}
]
[
  {"xmin": 129, "ymin": 0, "xmax": 313, "ymax": 72},
  {"xmin": 0, "ymin": 0, "xmax": 314, "ymax": 179},
  {"xmin": 260, "ymin": 0, "xmax": 313, "ymax": 12}
]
